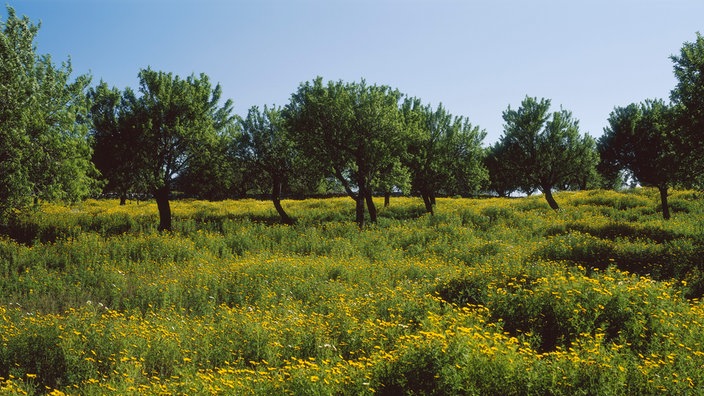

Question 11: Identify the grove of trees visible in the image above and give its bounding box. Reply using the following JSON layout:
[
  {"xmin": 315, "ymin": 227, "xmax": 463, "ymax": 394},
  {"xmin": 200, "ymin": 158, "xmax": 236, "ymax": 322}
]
[{"xmin": 3, "ymin": 5, "xmax": 704, "ymax": 228}]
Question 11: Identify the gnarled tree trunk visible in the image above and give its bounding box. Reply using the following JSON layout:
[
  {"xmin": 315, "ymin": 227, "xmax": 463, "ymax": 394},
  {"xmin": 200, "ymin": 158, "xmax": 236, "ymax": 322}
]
[
  {"xmin": 155, "ymin": 186, "xmax": 172, "ymax": 232},
  {"xmin": 421, "ymin": 190, "xmax": 434, "ymax": 215},
  {"xmin": 272, "ymin": 176, "xmax": 293, "ymax": 224},
  {"xmin": 542, "ymin": 186, "xmax": 560, "ymax": 210},
  {"xmin": 355, "ymin": 193, "xmax": 365, "ymax": 229},
  {"xmin": 365, "ymin": 191, "xmax": 377, "ymax": 223},
  {"xmin": 659, "ymin": 185, "xmax": 670, "ymax": 220}
]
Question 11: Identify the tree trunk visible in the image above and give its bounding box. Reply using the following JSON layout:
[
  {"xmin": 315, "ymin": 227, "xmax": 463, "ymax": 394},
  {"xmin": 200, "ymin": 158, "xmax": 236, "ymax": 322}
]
[
  {"xmin": 421, "ymin": 191, "xmax": 434, "ymax": 215},
  {"xmin": 355, "ymin": 194, "xmax": 365, "ymax": 229},
  {"xmin": 155, "ymin": 186, "xmax": 172, "ymax": 232},
  {"xmin": 543, "ymin": 186, "xmax": 560, "ymax": 210},
  {"xmin": 384, "ymin": 191, "xmax": 390, "ymax": 208},
  {"xmin": 365, "ymin": 191, "xmax": 377, "ymax": 223},
  {"xmin": 272, "ymin": 177, "xmax": 293, "ymax": 224},
  {"xmin": 119, "ymin": 194, "xmax": 127, "ymax": 206},
  {"xmin": 659, "ymin": 185, "xmax": 671, "ymax": 220}
]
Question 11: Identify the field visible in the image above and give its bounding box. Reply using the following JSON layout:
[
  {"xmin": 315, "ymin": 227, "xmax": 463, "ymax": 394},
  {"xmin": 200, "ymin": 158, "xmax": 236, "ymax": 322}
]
[{"xmin": 1, "ymin": 189, "xmax": 704, "ymax": 395}]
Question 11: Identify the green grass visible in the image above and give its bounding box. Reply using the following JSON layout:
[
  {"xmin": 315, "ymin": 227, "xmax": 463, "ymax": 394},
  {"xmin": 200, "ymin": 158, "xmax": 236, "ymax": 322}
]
[{"xmin": 1, "ymin": 188, "xmax": 704, "ymax": 395}]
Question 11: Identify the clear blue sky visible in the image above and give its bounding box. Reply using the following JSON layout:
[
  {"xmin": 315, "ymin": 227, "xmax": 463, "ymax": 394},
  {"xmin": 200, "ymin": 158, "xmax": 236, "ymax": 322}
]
[{"xmin": 4, "ymin": 0, "xmax": 703, "ymax": 144}]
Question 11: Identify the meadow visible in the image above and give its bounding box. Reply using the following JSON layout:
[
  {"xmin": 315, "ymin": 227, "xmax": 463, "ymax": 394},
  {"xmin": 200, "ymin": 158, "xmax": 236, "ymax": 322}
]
[{"xmin": 1, "ymin": 189, "xmax": 703, "ymax": 395}]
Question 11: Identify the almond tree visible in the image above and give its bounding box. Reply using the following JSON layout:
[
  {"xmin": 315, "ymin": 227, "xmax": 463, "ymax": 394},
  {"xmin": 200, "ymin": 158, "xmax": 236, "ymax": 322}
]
[
  {"xmin": 89, "ymin": 68, "xmax": 235, "ymax": 231},
  {"xmin": 402, "ymin": 98, "xmax": 487, "ymax": 214},
  {"xmin": 285, "ymin": 77, "xmax": 406, "ymax": 228},
  {"xmin": 670, "ymin": 32, "xmax": 704, "ymax": 188},
  {"xmin": 238, "ymin": 105, "xmax": 320, "ymax": 224},
  {"xmin": 499, "ymin": 96, "xmax": 598, "ymax": 210},
  {"xmin": 1, "ymin": 7, "xmax": 97, "ymax": 221},
  {"xmin": 599, "ymin": 100, "xmax": 680, "ymax": 219}
]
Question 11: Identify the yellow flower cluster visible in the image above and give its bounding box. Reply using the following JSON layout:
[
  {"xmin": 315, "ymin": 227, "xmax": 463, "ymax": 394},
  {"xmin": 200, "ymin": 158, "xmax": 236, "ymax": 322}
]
[{"xmin": 1, "ymin": 188, "xmax": 703, "ymax": 394}]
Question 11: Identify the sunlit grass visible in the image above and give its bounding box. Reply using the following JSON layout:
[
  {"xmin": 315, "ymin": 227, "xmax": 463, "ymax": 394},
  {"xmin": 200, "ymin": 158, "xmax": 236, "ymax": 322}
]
[{"xmin": 1, "ymin": 188, "xmax": 704, "ymax": 394}]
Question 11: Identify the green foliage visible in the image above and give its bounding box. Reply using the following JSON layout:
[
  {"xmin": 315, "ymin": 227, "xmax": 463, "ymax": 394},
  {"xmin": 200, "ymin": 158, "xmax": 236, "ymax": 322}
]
[
  {"xmin": 89, "ymin": 68, "xmax": 237, "ymax": 230},
  {"xmin": 285, "ymin": 77, "xmax": 408, "ymax": 227},
  {"xmin": 484, "ymin": 141, "xmax": 522, "ymax": 197},
  {"xmin": 2, "ymin": 191, "xmax": 704, "ymax": 395},
  {"xmin": 0, "ymin": 7, "xmax": 98, "ymax": 221},
  {"xmin": 1, "ymin": 313, "xmax": 68, "ymax": 392},
  {"xmin": 499, "ymin": 96, "xmax": 600, "ymax": 209},
  {"xmin": 236, "ymin": 105, "xmax": 325, "ymax": 223},
  {"xmin": 133, "ymin": 68, "xmax": 236, "ymax": 189},
  {"xmin": 599, "ymin": 99, "xmax": 681, "ymax": 219},
  {"xmin": 88, "ymin": 82, "xmax": 146, "ymax": 200},
  {"xmin": 401, "ymin": 99, "xmax": 488, "ymax": 212},
  {"xmin": 670, "ymin": 32, "xmax": 704, "ymax": 185},
  {"xmin": 178, "ymin": 125, "xmax": 251, "ymax": 200}
]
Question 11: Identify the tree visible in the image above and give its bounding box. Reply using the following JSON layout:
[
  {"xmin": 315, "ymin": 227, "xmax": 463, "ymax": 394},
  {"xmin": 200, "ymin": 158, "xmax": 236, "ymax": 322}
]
[
  {"xmin": 599, "ymin": 100, "xmax": 680, "ymax": 219},
  {"xmin": 442, "ymin": 118, "xmax": 489, "ymax": 198},
  {"xmin": 285, "ymin": 77, "xmax": 406, "ymax": 228},
  {"xmin": 596, "ymin": 140, "xmax": 629, "ymax": 191},
  {"xmin": 499, "ymin": 96, "xmax": 598, "ymax": 210},
  {"xmin": 140, "ymin": 68, "xmax": 235, "ymax": 231},
  {"xmin": 485, "ymin": 141, "xmax": 520, "ymax": 197},
  {"xmin": 670, "ymin": 32, "xmax": 704, "ymax": 186},
  {"xmin": 238, "ymin": 105, "xmax": 310, "ymax": 224},
  {"xmin": 176, "ymin": 124, "xmax": 248, "ymax": 200},
  {"xmin": 402, "ymin": 99, "xmax": 487, "ymax": 214},
  {"xmin": 371, "ymin": 160, "xmax": 410, "ymax": 208},
  {"xmin": 88, "ymin": 82, "xmax": 143, "ymax": 204},
  {"xmin": 1, "ymin": 7, "xmax": 97, "ymax": 221},
  {"xmin": 91, "ymin": 68, "xmax": 235, "ymax": 231}
]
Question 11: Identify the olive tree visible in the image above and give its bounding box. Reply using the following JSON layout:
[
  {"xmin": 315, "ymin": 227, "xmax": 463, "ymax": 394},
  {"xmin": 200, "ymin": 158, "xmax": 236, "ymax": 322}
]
[
  {"xmin": 285, "ymin": 77, "xmax": 407, "ymax": 228},
  {"xmin": 499, "ymin": 96, "xmax": 598, "ymax": 210},
  {"xmin": 90, "ymin": 68, "xmax": 235, "ymax": 231},
  {"xmin": 402, "ymin": 98, "xmax": 487, "ymax": 213},
  {"xmin": 599, "ymin": 100, "xmax": 680, "ymax": 219},
  {"xmin": 1, "ymin": 7, "xmax": 97, "ymax": 221}
]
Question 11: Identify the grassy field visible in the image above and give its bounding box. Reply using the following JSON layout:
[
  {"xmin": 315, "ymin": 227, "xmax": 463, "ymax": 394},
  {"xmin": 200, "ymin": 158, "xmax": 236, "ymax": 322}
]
[{"xmin": 1, "ymin": 189, "xmax": 703, "ymax": 395}]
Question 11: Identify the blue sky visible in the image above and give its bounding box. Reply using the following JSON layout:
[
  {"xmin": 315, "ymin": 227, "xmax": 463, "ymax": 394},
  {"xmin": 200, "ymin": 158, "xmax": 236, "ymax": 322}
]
[{"xmin": 4, "ymin": 0, "xmax": 703, "ymax": 144}]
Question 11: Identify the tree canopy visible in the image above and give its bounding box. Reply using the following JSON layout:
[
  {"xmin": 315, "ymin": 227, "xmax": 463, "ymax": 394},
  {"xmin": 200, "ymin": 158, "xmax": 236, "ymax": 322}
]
[
  {"xmin": 285, "ymin": 77, "xmax": 407, "ymax": 228},
  {"xmin": 670, "ymin": 32, "xmax": 704, "ymax": 187},
  {"xmin": 485, "ymin": 141, "xmax": 520, "ymax": 197},
  {"xmin": 89, "ymin": 68, "xmax": 236, "ymax": 231},
  {"xmin": 499, "ymin": 96, "xmax": 598, "ymax": 210},
  {"xmin": 88, "ymin": 82, "xmax": 144, "ymax": 204},
  {"xmin": 1, "ymin": 7, "xmax": 97, "ymax": 221},
  {"xmin": 599, "ymin": 99, "xmax": 680, "ymax": 219},
  {"xmin": 402, "ymin": 98, "xmax": 487, "ymax": 213}
]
